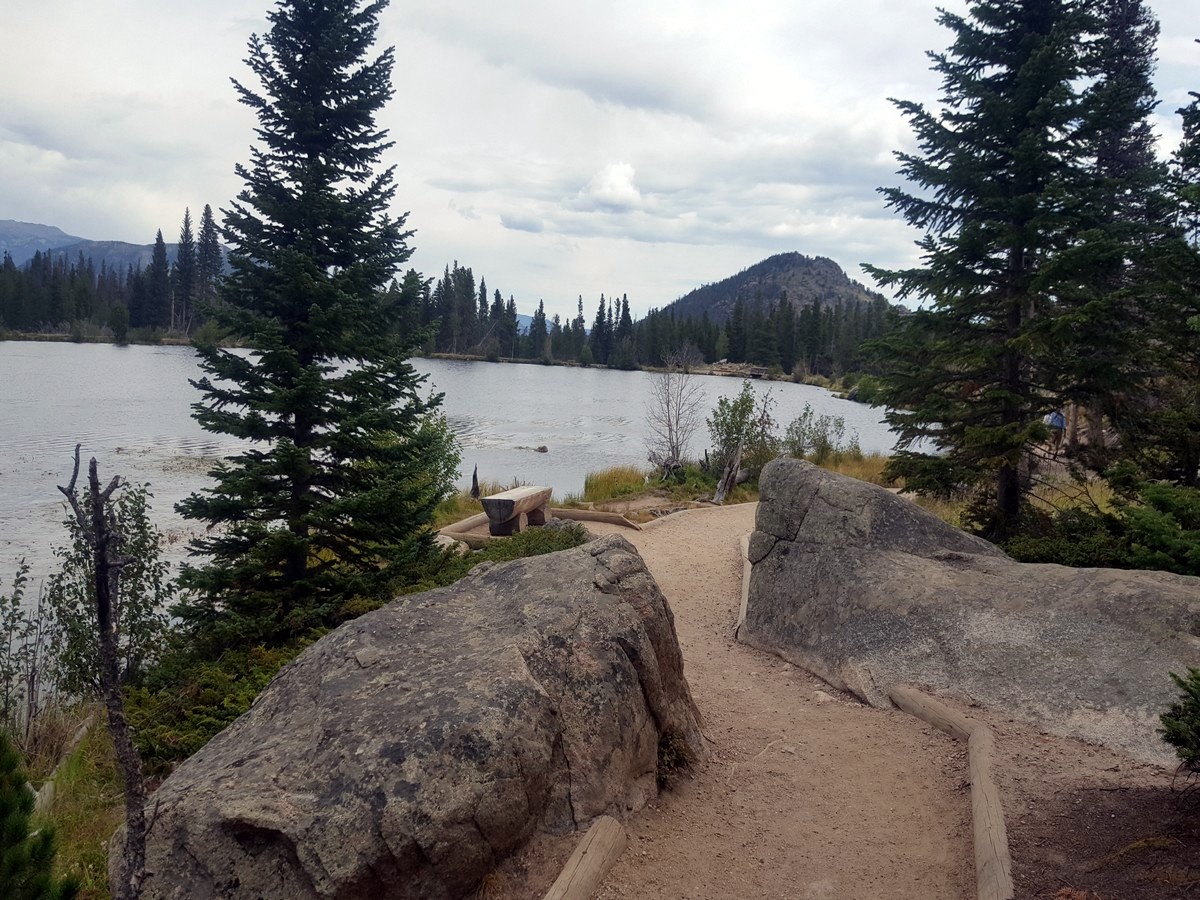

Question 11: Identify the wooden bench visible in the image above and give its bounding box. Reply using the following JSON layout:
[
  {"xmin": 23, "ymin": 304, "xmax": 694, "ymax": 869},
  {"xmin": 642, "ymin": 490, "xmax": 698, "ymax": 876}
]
[{"xmin": 481, "ymin": 486, "xmax": 552, "ymax": 536}]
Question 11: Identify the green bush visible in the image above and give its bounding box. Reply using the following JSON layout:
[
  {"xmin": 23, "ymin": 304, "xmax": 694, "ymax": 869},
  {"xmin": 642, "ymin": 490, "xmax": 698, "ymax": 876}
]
[
  {"xmin": 782, "ymin": 403, "xmax": 861, "ymax": 465},
  {"xmin": 1161, "ymin": 668, "xmax": 1200, "ymax": 772},
  {"xmin": 707, "ymin": 381, "xmax": 780, "ymax": 479},
  {"xmin": 1003, "ymin": 507, "xmax": 1131, "ymax": 568},
  {"xmin": 1119, "ymin": 482, "xmax": 1200, "ymax": 576},
  {"xmin": 125, "ymin": 642, "xmax": 305, "ymax": 774}
]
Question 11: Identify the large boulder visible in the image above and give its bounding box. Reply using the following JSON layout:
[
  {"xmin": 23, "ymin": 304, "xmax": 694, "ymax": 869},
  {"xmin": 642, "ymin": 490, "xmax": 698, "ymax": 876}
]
[
  {"xmin": 740, "ymin": 458, "xmax": 1200, "ymax": 764},
  {"xmin": 121, "ymin": 535, "xmax": 704, "ymax": 899}
]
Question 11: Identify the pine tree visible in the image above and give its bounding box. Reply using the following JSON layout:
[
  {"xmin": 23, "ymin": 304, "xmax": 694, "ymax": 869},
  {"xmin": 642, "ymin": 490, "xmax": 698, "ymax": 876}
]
[
  {"xmin": 172, "ymin": 208, "xmax": 198, "ymax": 334},
  {"xmin": 146, "ymin": 230, "xmax": 171, "ymax": 330},
  {"xmin": 0, "ymin": 731, "xmax": 79, "ymax": 900},
  {"xmin": 176, "ymin": 0, "xmax": 459, "ymax": 651},
  {"xmin": 866, "ymin": 0, "xmax": 1089, "ymax": 536},
  {"xmin": 1040, "ymin": 0, "xmax": 1169, "ymax": 464},
  {"xmin": 196, "ymin": 203, "xmax": 222, "ymax": 315}
]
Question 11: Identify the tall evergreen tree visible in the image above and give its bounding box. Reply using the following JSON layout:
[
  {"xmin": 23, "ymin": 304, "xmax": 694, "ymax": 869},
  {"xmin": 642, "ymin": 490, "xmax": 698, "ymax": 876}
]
[
  {"xmin": 865, "ymin": 0, "xmax": 1089, "ymax": 537},
  {"xmin": 196, "ymin": 203, "xmax": 223, "ymax": 314},
  {"xmin": 172, "ymin": 208, "xmax": 198, "ymax": 333},
  {"xmin": 176, "ymin": 0, "xmax": 459, "ymax": 651},
  {"xmin": 1041, "ymin": 0, "xmax": 1168, "ymax": 462},
  {"xmin": 146, "ymin": 230, "xmax": 171, "ymax": 330}
]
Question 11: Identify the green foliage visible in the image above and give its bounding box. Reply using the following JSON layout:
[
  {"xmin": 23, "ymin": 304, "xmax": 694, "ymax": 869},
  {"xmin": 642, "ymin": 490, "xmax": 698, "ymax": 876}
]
[
  {"xmin": 706, "ymin": 381, "xmax": 780, "ymax": 478},
  {"xmin": 0, "ymin": 729, "xmax": 79, "ymax": 900},
  {"xmin": 106, "ymin": 304, "xmax": 128, "ymax": 344},
  {"xmin": 176, "ymin": 0, "xmax": 461, "ymax": 654},
  {"xmin": 782, "ymin": 403, "xmax": 861, "ymax": 466},
  {"xmin": 1117, "ymin": 482, "xmax": 1200, "ymax": 575},
  {"xmin": 44, "ymin": 483, "xmax": 170, "ymax": 698},
  {"xmin": 1003, "ymin": 507, "xmax": 1130, "ymax": 569},
  {"xmin": 1161, "ymin": 668, "xmax": 1200, "ymax": 771},
  {"xmin": 406, "ymin": 523, "xmax": 591, "ymax": 596},
  {"xmin": 124, "ymin": 643, "xmax": 304, "ymax": 775},
  {"xmin": 0, "ymin": 563, "xmax": 35, "ymax": 736},
  {"xmin": 39, "ymin": 723, "xmax": 125, "ymax": 899},
  {"xmin": 1004, "ymin": 478, "xmax": 1200, "ymax": 576}
]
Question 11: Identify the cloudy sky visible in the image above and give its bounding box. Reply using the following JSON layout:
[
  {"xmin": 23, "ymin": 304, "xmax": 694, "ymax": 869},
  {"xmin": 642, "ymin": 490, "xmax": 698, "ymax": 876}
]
[{"xmin": 1, "ymin": 0, "xmax": 1196, "ymax": 321}]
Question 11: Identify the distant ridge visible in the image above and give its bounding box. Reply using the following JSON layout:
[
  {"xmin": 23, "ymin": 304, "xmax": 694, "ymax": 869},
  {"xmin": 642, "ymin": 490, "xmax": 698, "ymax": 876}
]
[
  {"xmin": 664, "ymin": 252, "xmax": 885, "ymax": 324},
  {"xmin": 0, "ymin": 219, "xmax": 84, "ymax": 265}
]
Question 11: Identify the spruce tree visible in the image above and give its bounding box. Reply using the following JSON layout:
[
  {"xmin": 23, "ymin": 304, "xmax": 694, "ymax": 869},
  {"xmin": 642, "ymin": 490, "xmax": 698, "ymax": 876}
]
[
  {"xmin": 0, "ymin": 731, "xmax": 79, "ymax": 900},
  {"xmin": 196, "ymin": 204, "xmax": 222, "ymax": 314},
  {"xmin": 171, "ymin": 208, "xmax": 197, "ymax": 334},
  {"xmin": 176, "ymin": 0, "xmax": 459, "ymax": 650},
  {"xmin": 1039, "ymin": 0, "xmax": 1169, "ymax": 464},
  {"xmin": 146, "ymin": 230, "xmax": 171, "ymax": 330},
  {"xmin": 865, "ymin": 0, "xmax": 1089, "ymax": 536}
]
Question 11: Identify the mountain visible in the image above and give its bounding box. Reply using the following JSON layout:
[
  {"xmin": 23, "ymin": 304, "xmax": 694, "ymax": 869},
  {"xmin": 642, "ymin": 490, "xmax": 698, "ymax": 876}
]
[
  {"xmin": 0, "ymin": 220, "xmax": 85, "ymax": 265},
  {"xmin": 47, "ymin": 239, "xmax": 182, "ymax": 272},
  {"xmin": 664, "ymin": 252, "xmax": 885, "ymax": 323}
]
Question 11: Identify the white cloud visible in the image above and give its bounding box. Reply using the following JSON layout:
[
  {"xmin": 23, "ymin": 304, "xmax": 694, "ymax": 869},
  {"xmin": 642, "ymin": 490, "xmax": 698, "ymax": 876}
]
[{"xmin": 1, "ymin": 0, "xmax": 1195, "ymax": 323}]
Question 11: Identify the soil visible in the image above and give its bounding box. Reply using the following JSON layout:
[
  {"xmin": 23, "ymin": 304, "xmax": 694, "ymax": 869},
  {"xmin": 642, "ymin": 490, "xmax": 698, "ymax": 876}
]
[{"xmin": 482, "ymin": 503, "xmax": 1194, "ymax": 900}]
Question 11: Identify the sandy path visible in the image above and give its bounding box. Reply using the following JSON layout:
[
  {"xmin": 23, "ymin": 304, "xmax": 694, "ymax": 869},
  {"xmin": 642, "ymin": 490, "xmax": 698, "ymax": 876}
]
[{"xmin": 581, "ymin": 504, "xmax": 974, "ymax": 900}]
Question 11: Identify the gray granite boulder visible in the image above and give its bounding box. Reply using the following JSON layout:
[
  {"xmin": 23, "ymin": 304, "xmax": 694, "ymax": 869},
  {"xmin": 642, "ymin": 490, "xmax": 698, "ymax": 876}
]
[
  {"xmin": 740, "ymin": 458, "xmax": 1200, "ymax": 764},
  {"xmin": 121, "ymin": 535, "xmax": 704, "ymax": 899}
]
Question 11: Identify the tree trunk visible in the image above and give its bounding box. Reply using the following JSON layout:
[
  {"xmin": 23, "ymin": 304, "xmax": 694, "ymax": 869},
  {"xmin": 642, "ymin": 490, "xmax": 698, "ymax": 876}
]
[{"xmin": 59, "ymin": 449, "xmax": 148, "ymax": 900}]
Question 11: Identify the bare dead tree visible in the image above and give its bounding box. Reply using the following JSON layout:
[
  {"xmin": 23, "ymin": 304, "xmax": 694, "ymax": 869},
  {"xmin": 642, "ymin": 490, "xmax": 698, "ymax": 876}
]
[
  {"xmin": 57, "ymin": 445, "xmax": 148, "ymax": 900},
  {"xmin": 646, "ymin": 345, "xmax": 706, "ymax": 479}
]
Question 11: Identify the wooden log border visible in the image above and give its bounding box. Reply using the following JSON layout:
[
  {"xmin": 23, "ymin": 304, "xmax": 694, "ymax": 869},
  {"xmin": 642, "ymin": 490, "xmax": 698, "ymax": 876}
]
[
  {"xmin": 738, "ymin": 536, "xmax": 1013, "ymax": 900},
  {"xmin": 889, "ymin": 685, "xmax": 1014, "ymax": 900},
  {"xmin": 541, "ymin": 815, "xmax": 627, "ymax": 900}
]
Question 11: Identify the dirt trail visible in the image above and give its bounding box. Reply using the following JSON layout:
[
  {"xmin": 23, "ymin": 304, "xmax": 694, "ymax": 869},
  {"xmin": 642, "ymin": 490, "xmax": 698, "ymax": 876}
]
[{"xmin": 520, "ymin": 504, "xmax": 974, "ymax": 900}]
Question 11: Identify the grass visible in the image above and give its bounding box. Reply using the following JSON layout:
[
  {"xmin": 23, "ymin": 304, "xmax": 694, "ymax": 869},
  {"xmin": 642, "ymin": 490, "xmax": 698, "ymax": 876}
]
[
  {"xmin": 39, "ymin": 719, "xmax": 124, "ymax": 899},
  {"xmin": 431, "ymin": 479, "xmax": 511, "ymax": 529},
  {"xmin": 812, "ymin": 452, "xmax": 891, "ymax": 486},
  {"xmin": 581, "ymin": 465, "xmax": 650, "ymax": 503}
]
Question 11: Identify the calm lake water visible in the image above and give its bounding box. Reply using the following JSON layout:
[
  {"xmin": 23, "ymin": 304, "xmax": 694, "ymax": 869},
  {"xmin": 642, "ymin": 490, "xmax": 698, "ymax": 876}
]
[{"xmin": 0, "ymin": 342, "xmax": 897, "ymax": 582}]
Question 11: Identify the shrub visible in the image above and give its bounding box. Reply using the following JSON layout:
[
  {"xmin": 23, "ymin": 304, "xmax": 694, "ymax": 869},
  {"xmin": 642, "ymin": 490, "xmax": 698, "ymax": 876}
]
[
  {"xmin": 707, "ymin": 381, "xmax": 780, "ymax": 479},
  {"xmin": 782, "ymin": 403, "xmax": 861, "ymax": 466},
  {"xmin": 1160, "ymin": 668, "xmax": 1200, "ymax": 773}
]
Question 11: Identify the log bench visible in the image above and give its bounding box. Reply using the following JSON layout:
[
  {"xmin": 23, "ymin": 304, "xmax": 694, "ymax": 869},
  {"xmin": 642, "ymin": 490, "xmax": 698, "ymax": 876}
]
[{"xmin": 481, "ymin": 485, "xmax": 552, "ymax": 536}]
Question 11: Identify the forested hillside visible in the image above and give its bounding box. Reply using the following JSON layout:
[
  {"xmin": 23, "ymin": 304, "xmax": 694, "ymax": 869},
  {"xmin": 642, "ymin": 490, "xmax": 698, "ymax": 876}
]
[{"xmin": 664, "ymin": 252, "xmax": 884, "ymax": 324}]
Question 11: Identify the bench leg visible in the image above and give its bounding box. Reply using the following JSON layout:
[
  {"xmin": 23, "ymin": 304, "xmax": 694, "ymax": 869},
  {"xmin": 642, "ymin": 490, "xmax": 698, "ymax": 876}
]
[
  {"xmin": 489, "ymin": 512, "xmax": 529, "ymax": 536},
  {"xmin": 527, "ymin": 503, "xmax": 548, "ymax": 527}
]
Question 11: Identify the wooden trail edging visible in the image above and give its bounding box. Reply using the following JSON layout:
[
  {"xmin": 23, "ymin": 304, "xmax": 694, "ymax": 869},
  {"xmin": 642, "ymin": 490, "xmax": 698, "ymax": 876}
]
[
  {"xmin": 541, "ymin": 815, "xmax": 627, "ymax": 900},
  {"xmin": 889, "ymin": 685, "xmax": 1014, "ymax": 900},
  {"xmin": 437, "ymin": 508, "xmax": 641, "ymax": 550},
  {"xmin": 738, "ymin": 532, "xmax": 1013, "ymax": 900}
]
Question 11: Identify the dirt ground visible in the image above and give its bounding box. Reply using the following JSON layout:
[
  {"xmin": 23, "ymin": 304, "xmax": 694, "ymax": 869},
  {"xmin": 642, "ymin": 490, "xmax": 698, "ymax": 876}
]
[{"xmin": 485, "ymin": 503, "xmax": 1192, "ymax": 900}]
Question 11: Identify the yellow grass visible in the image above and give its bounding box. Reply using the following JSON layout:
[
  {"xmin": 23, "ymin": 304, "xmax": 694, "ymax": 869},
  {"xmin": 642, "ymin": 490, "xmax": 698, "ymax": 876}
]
[
  {"xmin": 813, "ymin": 452, "xmax": 892, "ymax": 486},
  {"xmin": 432, "ymin": 479, "xmax": 512, "ymax": 530},
  {"xmin": 581, "ymin": 466, "xmax": 651, "ymax": 503}
]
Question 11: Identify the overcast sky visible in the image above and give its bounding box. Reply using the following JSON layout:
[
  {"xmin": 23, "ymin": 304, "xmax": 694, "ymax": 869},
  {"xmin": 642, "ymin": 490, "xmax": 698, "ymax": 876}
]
[{"xmin": 1, "ymin": 0, "xmax": 1196, "ymax": 321}]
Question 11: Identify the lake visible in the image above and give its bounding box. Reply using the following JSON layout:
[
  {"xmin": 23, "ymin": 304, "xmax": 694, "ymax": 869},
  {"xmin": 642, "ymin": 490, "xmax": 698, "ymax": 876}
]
[{"xmin": 0, "ymin": 342, "xmax": 897, "ymax": 581}]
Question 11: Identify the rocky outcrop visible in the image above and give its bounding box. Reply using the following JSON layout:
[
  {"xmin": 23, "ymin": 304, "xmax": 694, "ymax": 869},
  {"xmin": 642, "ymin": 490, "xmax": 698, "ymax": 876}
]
[
  {"xmin": 741, "ymin": 458, "xmax": 1200, "ymax": 765},
  {"xmin": 121, "ymin": 535, "xmax": 704, "ymax": 899}
]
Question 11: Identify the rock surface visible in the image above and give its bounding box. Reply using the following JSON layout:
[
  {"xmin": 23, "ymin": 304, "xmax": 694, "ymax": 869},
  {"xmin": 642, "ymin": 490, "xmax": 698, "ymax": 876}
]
[
  {"xmin": 121, "ymin": 535, "xmax": 704, "ymax": 899},
  {"xmin": 740, "ymin": 458, "xmax": 1200, "ymax": 764}
]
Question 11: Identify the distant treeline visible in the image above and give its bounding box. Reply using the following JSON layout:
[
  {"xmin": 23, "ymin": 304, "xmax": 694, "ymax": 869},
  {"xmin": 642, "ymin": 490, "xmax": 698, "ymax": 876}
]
[
  {"xmin": 0, "ymin": 206, "xmax": 221, "ymax": 339},
  {"xmin": 3, "ymin": 217, "xmax": 895, "ymax": 375},
  {"xmin": 413, "ymin": 261, "xmax": 898, "ymax": 376}
]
